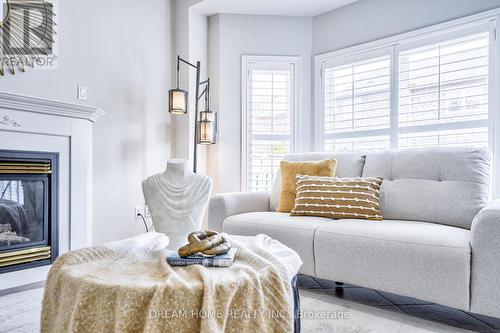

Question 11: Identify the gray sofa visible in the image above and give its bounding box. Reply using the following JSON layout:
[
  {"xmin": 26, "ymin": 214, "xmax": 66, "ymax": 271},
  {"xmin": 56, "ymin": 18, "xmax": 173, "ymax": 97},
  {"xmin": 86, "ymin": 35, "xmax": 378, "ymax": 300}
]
[{"xmin": 208, "ymin": 147, "xmax": 500, "ymax": 318}]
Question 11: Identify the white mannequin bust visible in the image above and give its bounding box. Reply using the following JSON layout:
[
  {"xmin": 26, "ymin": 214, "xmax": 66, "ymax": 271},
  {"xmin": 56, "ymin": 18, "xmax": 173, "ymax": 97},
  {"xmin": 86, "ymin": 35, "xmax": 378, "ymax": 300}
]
[{"xmin": 142, "ymin": 159, "xmax": 212, "ymax": 250}]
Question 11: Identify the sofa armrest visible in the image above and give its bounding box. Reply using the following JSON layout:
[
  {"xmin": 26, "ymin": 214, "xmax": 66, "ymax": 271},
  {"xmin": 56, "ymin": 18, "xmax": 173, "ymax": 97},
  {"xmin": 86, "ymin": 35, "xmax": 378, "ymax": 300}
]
[
  {"xmin": 470, "ymin": 199, "xmax": 500, "ymax": 317},
  {"xmin": 208, "ymin": 192, "xmax": 270, "ymax": 232}
]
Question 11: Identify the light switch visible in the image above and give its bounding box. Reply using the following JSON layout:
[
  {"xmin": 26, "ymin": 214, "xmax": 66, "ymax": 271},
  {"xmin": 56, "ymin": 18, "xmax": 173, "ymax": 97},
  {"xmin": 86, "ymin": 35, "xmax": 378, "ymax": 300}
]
[{"xmin": 77, "ymin": 85, "xmax": 87, "ymax": 101}]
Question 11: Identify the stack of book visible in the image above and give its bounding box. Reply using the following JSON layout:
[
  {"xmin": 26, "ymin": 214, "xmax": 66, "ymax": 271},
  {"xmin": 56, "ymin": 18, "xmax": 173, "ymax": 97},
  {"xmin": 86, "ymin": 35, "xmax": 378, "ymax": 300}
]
[{"xmin": 167, "ymin": 248, "xmax": 238, "ymax": 267}]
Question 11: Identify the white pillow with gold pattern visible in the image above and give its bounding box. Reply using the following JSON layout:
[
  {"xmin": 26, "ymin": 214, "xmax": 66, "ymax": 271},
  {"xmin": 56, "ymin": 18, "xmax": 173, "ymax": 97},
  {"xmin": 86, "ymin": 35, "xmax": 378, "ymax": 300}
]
[{"xmin": 290, "ymin": 175, "xmax": 384, "ymax": 221}]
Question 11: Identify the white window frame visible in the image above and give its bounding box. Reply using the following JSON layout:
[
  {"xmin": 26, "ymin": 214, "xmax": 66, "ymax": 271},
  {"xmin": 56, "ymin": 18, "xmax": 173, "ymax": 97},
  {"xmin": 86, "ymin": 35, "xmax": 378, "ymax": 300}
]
[
  {"xmin": 314, "ymin": 9, "xmax": 500, "ymax": 197},
  {"xmin": 241, "ymin": 55, "xmax": 301, "ymax": 192},
  {"xmin": 320, "ymin": 46, "xmax": 394, "ymax": 151}
]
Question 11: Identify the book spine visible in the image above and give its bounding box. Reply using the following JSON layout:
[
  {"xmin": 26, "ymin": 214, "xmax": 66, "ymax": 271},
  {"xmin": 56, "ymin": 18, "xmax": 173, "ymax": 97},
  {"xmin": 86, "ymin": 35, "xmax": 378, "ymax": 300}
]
[
  {"xmin": 167, "ymin": 258, "xmax": 232, "ymax": 267},
  {"xmin": 212, "ymin": 258, "xmax": 231, "ymax": 267}
]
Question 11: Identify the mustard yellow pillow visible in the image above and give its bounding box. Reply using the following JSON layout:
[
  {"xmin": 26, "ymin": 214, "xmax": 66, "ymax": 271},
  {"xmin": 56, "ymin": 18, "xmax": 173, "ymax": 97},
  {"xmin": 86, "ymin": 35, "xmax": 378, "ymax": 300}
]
[{"xmin": 277, "ymin": 159, "xmax": 336, "ymax": 212}]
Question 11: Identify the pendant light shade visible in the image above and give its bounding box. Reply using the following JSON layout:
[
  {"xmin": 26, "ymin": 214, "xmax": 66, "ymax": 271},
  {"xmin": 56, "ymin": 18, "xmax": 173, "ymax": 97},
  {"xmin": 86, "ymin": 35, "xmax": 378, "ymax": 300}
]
[
  {"xmin": 169, "ymin": 88, "xmax": 188, "ymax": 115},
  {"xmin": 197, "ymin": 110, "xmax": 217, "ymax": 144}
]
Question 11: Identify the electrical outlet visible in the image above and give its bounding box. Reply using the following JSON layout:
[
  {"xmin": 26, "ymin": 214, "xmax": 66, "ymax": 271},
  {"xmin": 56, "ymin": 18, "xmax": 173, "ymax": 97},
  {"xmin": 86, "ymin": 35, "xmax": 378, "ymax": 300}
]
[
  {"xmin": 144, "ymin": 206, "xmax": 151, "ymax": 218},
  {"xmin": 135, "ymin": 206, "xmax": 144, "ymax": 218}
]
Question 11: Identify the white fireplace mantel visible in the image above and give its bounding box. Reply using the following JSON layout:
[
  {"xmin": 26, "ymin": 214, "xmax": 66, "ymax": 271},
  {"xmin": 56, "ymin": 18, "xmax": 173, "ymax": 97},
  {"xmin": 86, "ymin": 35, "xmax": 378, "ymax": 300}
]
[
  {"xmin": 0, "ymin": 92, "xmax": 104, "ymax": 289},
  {"xmin": 0, "ymin": 91, "xmax": 105, "ymax": 122}
]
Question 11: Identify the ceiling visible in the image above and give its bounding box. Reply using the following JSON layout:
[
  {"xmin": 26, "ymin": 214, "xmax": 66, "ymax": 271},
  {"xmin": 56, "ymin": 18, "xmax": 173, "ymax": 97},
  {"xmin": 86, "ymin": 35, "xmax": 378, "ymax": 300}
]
[{"xmin": 192, "ymin": 0, "xmax": 359, "ymax": 17}]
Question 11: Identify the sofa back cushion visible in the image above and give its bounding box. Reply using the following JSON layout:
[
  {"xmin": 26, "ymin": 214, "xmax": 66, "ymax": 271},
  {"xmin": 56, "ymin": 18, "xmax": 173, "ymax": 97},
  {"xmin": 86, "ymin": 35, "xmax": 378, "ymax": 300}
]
[
  {"xmin": 270, "ymin": 152, "xmax": 366, "ymax": 212},
  {"xmin": 362, "ymin": 147, "xmax": 490, "ymax": 229}
]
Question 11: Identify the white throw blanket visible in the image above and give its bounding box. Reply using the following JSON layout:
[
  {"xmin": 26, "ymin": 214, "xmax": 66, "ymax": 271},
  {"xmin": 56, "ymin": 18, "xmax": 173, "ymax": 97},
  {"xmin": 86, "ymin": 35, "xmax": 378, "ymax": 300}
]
[{"xmin": 41, "ymin": 232, "xmax": 302, "ymax": 333}]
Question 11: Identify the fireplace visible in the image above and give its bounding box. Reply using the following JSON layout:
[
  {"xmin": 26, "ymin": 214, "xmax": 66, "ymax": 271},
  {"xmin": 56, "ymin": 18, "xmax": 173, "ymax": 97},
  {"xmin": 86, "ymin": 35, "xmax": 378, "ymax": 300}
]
[
  {"xmin": 0, "ymin": 150, "xmax": 58, "ymax": 273},
  {"xmin": 0, "ymin": 92, "xmax": 102, "ymax": 289}
]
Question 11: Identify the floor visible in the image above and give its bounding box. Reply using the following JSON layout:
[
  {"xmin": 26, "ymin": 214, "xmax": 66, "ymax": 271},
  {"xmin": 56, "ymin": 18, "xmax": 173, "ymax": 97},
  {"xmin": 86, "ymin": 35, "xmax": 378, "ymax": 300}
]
[
  {"xmin": 0, "ymin": 282, "xmax": 45, "ymax": 333},
  {"xmin": 1, "ymin": 276, "xmax": 499, "ymax": 333},
  {"xmin": 298, "ymin": 275, "xmax": 500, "ymax": 333}
]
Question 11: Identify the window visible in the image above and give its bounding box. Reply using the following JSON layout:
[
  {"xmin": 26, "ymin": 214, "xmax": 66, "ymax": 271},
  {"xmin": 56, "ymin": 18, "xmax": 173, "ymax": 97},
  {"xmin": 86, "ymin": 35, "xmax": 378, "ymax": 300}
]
[
  {"xmin": 323, "ymin": 53, "xmax": 391, "ymax": 152},
  {"xmin": 242, "ymin": 56, "xmax": 299, "ymax": 192},
  {"xmin": 398, "ymin": 32, "xmax": 489, "ymax": 148},
  {"xmin": 317, "ymin": 21, "xmax": 494, "ymax": 153}
]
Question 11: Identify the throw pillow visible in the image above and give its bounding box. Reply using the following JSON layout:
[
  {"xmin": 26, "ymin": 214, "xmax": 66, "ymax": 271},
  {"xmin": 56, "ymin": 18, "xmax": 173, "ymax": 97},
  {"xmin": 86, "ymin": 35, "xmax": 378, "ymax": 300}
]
[
  {"xmin": 277, "ymin": 159, "xmax": 337, "ymax": 213},
  {"xmin": 290, "ymin": 175, "xmax": 384, "ymax": 220}
]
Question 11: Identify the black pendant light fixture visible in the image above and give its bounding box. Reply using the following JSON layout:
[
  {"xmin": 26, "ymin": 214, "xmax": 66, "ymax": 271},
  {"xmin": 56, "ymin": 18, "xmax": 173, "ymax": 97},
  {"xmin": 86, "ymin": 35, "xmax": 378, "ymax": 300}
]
[{"xmin": 168, "ymin": 55, "xmax": 218, "ymax": 172}]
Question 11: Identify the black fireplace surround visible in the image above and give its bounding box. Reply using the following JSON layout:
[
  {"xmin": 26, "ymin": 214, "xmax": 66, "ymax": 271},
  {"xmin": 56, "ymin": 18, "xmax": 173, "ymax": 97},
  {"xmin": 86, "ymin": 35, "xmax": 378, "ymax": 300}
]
[{"xmin": 0, "ymin": 150, "xmax": 58, "ymax": 273}]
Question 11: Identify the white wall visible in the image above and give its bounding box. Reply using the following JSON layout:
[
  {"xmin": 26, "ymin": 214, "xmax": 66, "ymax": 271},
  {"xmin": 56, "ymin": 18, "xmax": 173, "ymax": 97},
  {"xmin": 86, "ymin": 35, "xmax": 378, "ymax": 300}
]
[
  {"xmin": 172, "ymin": 0, "xmax": 201, "ymax": 165},
  {"xmin": 0, "ymin": 0, "xmax": 173, "ymax": 244},
  {"xmin": 207, "ymin": 13, "xmax": 221, "ymax": 191},
  {"xmin": 188, "ymin": 7, "xmax": 209, "ymax": 175},
  {"xmin": 208, "ymin": 14, "xmax": 313, "ymax": 194},
  {"xmin": 313, "ymin": 0, "xmax": 500, "ymax": 54},
  {"xmin": 171, "ymin": 0, "xmax": 211, "ymax": 175}
]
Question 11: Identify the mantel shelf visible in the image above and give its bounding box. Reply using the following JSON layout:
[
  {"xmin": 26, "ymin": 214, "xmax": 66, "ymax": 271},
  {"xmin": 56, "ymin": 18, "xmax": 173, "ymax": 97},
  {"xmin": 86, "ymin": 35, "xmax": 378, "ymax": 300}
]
[{"xmin": 0, "ymin": 92, "xmax": 105, "ymax": 122}]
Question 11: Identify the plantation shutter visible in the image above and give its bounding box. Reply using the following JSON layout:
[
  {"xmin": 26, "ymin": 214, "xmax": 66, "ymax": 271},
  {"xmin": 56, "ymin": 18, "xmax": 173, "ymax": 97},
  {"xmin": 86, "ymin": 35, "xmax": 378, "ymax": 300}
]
[
  {"xmin": 323, "ymin": 54, "xmax": 392, "ymax": 152},
  {"xmin": 246, "ymin": 63, "xmax": 295, "ymax": 192},
  {"xmin": 398, "ymin": 31, "xmax": 490, "ymax": 148}
]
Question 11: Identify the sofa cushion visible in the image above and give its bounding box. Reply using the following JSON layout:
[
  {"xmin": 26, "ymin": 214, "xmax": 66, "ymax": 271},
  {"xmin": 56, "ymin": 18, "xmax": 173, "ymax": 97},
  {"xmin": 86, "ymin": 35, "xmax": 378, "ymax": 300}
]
[
  {"xmin": 291, "ymin": 175, "xmax": 384, "ymax": 220},
  {"xmin": 314, "ymin": 219, "xmax": 471, "ymax": 310},
  {"xmin": 270, "ymin": 152, "xmax": 366, "ymax": 212},
  {"xmin": 277, "ymin": 159, "xmax": 337, "ymax": 213},
  {"xmin": 222, "ymin": 212, "xmax": 332, "ymax": 276},
  {"xmin": 362, "ymin": 147, "xmax": 490, "ymax": 229}
]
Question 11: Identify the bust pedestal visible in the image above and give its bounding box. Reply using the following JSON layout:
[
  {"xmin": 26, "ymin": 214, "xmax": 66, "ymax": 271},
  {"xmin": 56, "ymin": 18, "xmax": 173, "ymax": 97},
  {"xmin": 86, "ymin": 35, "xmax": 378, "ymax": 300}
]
[{"xmin": 142, "ymin": 159, "xmax": 212, "ymax": 250}]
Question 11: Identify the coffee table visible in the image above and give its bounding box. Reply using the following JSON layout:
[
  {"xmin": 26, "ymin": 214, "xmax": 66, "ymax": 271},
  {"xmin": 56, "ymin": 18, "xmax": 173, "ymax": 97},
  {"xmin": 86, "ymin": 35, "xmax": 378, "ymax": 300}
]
[{"xmin": 41, "ymin": 232, "xmax": 302, "ymax": 333}]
